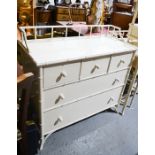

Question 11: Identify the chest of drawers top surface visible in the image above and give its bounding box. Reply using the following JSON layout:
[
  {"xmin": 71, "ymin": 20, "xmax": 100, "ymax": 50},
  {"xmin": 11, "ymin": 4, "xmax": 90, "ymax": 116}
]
[{"xmin": 27, "ymin": 36, "xmax": 136, "ymax": 66}]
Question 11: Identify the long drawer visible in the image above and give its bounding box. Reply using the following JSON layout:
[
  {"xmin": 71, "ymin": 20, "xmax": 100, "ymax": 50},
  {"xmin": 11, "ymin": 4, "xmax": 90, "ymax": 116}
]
[
  {"xmin": 43, "ymin": 87, "xmax": 122, "ymax": 135},
  {"xmin": 43, "ymin": 69, "xmax": 127, "ymax": 111}
]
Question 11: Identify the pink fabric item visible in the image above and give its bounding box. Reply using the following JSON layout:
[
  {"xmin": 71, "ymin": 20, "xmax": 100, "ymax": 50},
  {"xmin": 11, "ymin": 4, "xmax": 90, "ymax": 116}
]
[
  {"xmin": 58, "ymin": 21, "xmax": 109, "ymax": 36},
  {"xmin": 84, "ymin": 27, "xmax": 109, "ymax": 36},
  {"xmin": 71, "ymin": 23, "xmax": 109, "ymax": 36},
  {"xmin": 71, "ymin": 23, "xmax": 89, "ymax": 35}
]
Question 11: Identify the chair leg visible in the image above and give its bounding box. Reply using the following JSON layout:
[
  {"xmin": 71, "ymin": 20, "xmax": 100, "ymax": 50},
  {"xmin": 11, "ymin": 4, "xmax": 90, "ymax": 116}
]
[
  {"xmin": 19, "ymin": 132, "xmax": 28, "ymax": 155},
  {"xmin": 128, "ymin": 82, "xmax": 138, "ymax": 108},
  {"xmin": 121, "ymin": 66, "xmax": 138, "ymax": 115}
]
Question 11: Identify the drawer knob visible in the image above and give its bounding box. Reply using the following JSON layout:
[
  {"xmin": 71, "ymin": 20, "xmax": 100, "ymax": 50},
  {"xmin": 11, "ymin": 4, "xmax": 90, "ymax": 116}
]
[
  {"xmin": 91, "ymin": 64, "xmax": 100, "ymax": 73},
  {"xmin": 54, "ymin": 116, "xmax": 63, "ymax": 126},
  {"xmin": 107, "ymin": 97, "xmax": 114, "ymax": 104},
  {"xmin": 56, "ymin": 71, "xmax": 67, "ymax": 82},
  {"xmin": 55, "ymin": 93, "xmax": 65, "ymax": 104},
  {"xmin": 112, "ymin": 79, "xmax": 120, "ymax": 85},
  {"xmin": 117, "ymin": 60, "xmax": 125, "ymax": 67}
]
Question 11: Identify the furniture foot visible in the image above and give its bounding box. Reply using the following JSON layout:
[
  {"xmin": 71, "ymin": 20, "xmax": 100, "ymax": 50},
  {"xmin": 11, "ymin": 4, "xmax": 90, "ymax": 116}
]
[
  {"xmin": 40, "ymin": 132, "xmax": 54, "ymax": 150},
  {"xmin": 109, "ymin": 106, "xmax": 119, "ymax": 114}
]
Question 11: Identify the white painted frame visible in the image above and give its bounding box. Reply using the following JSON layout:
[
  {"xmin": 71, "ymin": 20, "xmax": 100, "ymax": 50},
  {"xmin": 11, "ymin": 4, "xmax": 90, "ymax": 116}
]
[
  {"xmin": 19, "ymin": 24, "xmax": 129, "ymax": 51},
  {"xmin": 18, "ymin": 24, "xmax": 136, "ymax": 151}
]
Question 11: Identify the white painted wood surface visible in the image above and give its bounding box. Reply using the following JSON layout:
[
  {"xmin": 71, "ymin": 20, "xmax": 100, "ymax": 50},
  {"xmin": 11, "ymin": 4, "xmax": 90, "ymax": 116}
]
[
  {"xmin": 43, "ymin": 69, "xmax": 128, "ymax": 111},
  {"xmin": 80, "ymin": 57, "xmax": 110, "ymax": 79},
  {"xmin": 108, "ymin": 53, "xmax": 133, "ymax": 72},
  {"xmin": 43, "ymin": 62, "xmax": 80, "ymax": 89},
  {"xmin": 18, "ymin": 26, "xmax": 136, "ymax": 150},
  {"xmin": 27, "ymin": 36, "xmax": 136, "ymax": 66},
  {"xmin": 43, "ymin": 87, "xmax": 123, "ymax": 135}
]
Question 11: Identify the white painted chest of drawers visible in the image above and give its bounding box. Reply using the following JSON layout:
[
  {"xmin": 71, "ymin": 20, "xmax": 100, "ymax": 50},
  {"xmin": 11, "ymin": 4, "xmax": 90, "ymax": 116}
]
[{"xmin": 18, "ymin": 32, "xmax": 136, "ymax": 149}]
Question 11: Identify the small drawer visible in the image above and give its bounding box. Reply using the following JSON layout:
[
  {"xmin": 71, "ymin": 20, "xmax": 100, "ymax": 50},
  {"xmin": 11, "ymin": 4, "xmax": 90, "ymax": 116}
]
[
  {"xmin": 43, "ymin": 70, "xmax": 127, "ymax": 110},
  {"xmin": 43, "ymin": 87, "xmax": 122, "ymax": 135},
  {"xmin": 43, "ymin": 62, "xmax": 80, "ymax": 89},
  {"xmin": 109, "ymin": 53, "xmax": 133, "ymax": 72},
  {"xmin": 80, "ymin": 57, "xmax": 110, "ymax": 80}
]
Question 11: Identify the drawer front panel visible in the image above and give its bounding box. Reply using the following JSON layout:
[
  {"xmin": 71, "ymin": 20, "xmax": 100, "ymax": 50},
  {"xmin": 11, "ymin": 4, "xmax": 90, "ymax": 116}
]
[
  {"xmin": 43, "ymin": 87, "xmax": 122, "ymax": 134},
  {"xmin": 71, "ymin": 9, "xmax": 85, "ymax": 15},
  {"xmin": 57, "ymin": 7, "xmax": 85, "ymax": 15},
  {"xmin": 80, "ymin": 57, "xmax": 110, "ymax": 79},
  {"xmin": 72, "ymin": 15, "xmax": 86, "ymax": 22},
  {"xmin": 56, "ymin": 8, "xmax": 69, "ymax": 14},
  {"xmin": 56, "ymin": 14, "xmax": 86, "ymax": 21},
  {"xmin": 43, "ymin": 69, "xmax": 127, "ymax": 110},
  {"xmin": 56, "ymin": 14, "xmax": 69, "ymax": 21},
  {"xmin": 109, "ymin": 53, "xmax": 133, "ymax": 72},
  {"xmin": 43, "ymin": 62, "xmax": 80, "ymax": 89}
]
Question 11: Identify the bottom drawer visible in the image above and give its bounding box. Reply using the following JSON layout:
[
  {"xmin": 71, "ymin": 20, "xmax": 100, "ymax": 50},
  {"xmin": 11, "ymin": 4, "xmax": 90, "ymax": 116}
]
[{"xmin": 43, "ymin": 87, "xmax": 122, "ymax": 135}]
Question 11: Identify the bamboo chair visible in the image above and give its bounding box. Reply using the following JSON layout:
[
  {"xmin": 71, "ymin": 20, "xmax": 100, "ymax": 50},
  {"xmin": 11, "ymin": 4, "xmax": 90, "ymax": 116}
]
[
  {"xmin": 120, "ymin": 0, "xmax": 138, "ymax": 115},
  {"xmin": 17, "ymin": 71, "xmax": 34, "ymax": 155}
]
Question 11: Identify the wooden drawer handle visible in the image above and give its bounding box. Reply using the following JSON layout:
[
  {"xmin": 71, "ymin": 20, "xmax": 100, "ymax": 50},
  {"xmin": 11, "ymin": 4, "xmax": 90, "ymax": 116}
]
[
  {"xmin": 112, "ymin": 79, "xmax": 120, "ymax": 85},
  {"xmin": 60, "ymin": 71, "xmax": 67, "ymax": 77},
  {"xmin": 91, "ymin": 64, "xmax": 100, "ymax": 73},
  {"xmin": 107, "ymin": 97, "xmax": 114, "ymax": 104},
  {"xmin": 56, "ymin": 71, "xmax": 67, "ymax": 82},
  {"xmin": 117, "ymin": 60, "xmax": 125, "ymax": 67},
  {"xmin": 55, "ymin": 93, "xmax": 65, "ymax": 104},
  {"xmin": 54, "ymin": 116, "xmax": 63, "ymax": 126}
]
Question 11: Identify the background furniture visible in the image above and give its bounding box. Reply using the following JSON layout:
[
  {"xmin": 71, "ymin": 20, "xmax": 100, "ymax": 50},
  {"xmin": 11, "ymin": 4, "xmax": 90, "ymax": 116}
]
[
  {"xmin": 128, "ymin": 55, "xmax": 138, "ymax": 107},
  {"xmin": 18, "ymin": 25, "xmax": 136, "ymax": 150},
  {"xmin": 56, "ymin": 6, "xmax": 86, "ymax": 22},
  {"xmin": 33, "ymin": 5, "xmax": 86, "ymax": 37},
  {"xmin": 113, "ymin": 0, "xmax": 134, "ymax": 12},
  {"xmin": 17, "ymin": 0, "xmax": 35, "ymax": 26},
  {"xmin": 34, "ymin": 6, "xmax": 57, "ymax": 25},
  {"xmin": 121, "ymin": 54, "xmax": 138, "ymax": 114},
  {"xmin": 90, "ymin": 0, "xmax": 104, "ymax": 24},
  {"xmin": 120, "ymin": 1, "xmax": 138, "ymax": 115},
  {"xmin": 111, "ymin": 12, "xmax": 133, "ymax": 30},
  {"xmin": 17, "ymin": 71, "xmax": 34, "ymax": 155},
  {"xmin": 111, "ymin": 0, "xmax": 134, "ymax": 30}
]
